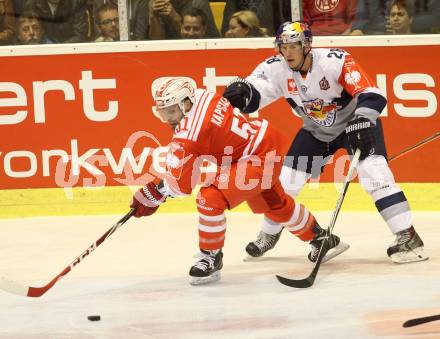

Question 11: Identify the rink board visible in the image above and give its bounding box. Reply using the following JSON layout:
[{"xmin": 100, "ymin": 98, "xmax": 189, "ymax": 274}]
[
  {"xmin": 0, "ymin": 36, "xmax": 439, "ymax": 194},
  {"xmin": 0, "ymin": 183, "xmax": 438, "ymax": 218},
  {"xmin": 0, "ymin": 36, "xmax": 438, "ymax": 220}
]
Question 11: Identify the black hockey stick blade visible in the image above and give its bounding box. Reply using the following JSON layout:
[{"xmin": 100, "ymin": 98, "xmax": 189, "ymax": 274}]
[
  {"xmin": 403, "ymin": 314, "xmax": 440, "ymax": 328},
  {"xmin": 275, "ymin": 149, "xmax": 360, "ymax": 289},
  {"xmin": 275, "ymin": 270, "xmax": 315, "ymax": 288},
  {"xmin": 276, "ymin": 241, "xmax": 328, "ymax": 288}
]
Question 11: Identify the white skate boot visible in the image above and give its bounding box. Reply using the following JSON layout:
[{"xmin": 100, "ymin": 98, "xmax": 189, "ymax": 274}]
[{"xmin": 387, "ymin": 226, "xmax": 429, "ymax": 263}]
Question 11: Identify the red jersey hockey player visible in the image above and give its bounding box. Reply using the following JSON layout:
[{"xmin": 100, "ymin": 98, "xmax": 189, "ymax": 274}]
[
  {"xmin": 223, "ymin": 21, "xmax": 428, "ymax": 264},
  {"xmin": 130, "ymin": 77, "xmax": 349, "ymax": 285}
]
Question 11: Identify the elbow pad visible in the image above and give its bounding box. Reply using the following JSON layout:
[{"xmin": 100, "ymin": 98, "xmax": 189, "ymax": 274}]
[{"xmin": 223, "ymin": 78, "xmax": 261, "ymax": 113}]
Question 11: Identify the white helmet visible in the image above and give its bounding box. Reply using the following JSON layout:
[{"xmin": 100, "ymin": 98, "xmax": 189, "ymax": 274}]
[
  {"xmin": 274, "ymin": 21, "xmax": 313, "ymax": 49},
  {"xmin": 153, "ymin": 77, "xmax": 196, "ymax": 114}
]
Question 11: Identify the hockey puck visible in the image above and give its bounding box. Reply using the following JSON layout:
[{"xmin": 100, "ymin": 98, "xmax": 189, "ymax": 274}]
[{"xmin": 87, "ymin": 315, "xmax": 101, "ymax": 321}]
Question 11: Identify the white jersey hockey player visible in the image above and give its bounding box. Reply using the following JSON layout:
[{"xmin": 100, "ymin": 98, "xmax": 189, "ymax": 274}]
[{"xmin": 223, "ymin": 21, "xmax": 428, "ymax": 264}]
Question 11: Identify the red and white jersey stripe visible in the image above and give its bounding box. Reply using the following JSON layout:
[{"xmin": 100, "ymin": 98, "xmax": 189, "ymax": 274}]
[{"xmin": 164, "ymin": 89, "xmax": 277, "ymax": 196}]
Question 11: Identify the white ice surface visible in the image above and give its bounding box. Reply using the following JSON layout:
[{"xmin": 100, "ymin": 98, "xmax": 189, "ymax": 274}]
[{"xmin": 0, "ymin": 212, "xmax": 439, "ymax": 338}]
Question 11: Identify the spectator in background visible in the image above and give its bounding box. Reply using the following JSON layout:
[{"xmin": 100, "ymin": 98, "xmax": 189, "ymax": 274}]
[
  {"xmin": 12, "ymin": 0, "xmax": 27, "ymax": 16},
  {"xmin": 224, "ymin": 10, "xmax": 268, "ymax": 38},
  {"xmin": 95, "ymin": 2, "xmax": 119, "ymax": 41},
  {"xmin": 349, "ymin": 0, "xmax": 372, "ymax": 35},
  {"xmin": 128, "ymin": 0, "xmax": 149, "ymax": 40},
  {"xmin": 180, "ymin": 7, "xmax": 207, "ymax": 38},
  {"xmin": 93, "ymin": 0, "xmax": 149, "ymax": 40},
  {"xmin": 222, "ymin": 0, "xmax": 290, "ymax": 36},
  {"xmin": 350, "ymin": 0, "xmax": 440, "ymax": 34},
  {"xmin": 148, "ymin": 0, "xmax": 219, "ymax": 39},
  {"xmin": 149, "ymin": 0, "xmax": 181, "ymax": 39},
  {"xmin": 302, "ymin": 0, "xmax": 357, "ymax": 35},
  {"xmin": 25, "ymin": 0, "xmax": 89, "ymax": 43},
  {"xmin": 0, "ymin": 0, "xmax": 15, "ymax": 45},
  {"xmin": 15, "ymin": 10, "xmax": 53, "ymax": 44},
  {"xmin": 387, "ymin": 0, "xmax": 413, "ymax": 34}
]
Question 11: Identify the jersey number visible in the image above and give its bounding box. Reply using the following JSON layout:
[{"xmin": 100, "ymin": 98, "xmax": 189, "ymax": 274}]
[
  {"xmin": 266, "ymin": 57, "xmax": 281, "ymax": 64},
  {"xmin": 231, "ymin": 110, "xmax": 257, "ymax": 140},
  {"xmin": 327, "ymin": 49, "xmax": 344, "ymax": 59}
]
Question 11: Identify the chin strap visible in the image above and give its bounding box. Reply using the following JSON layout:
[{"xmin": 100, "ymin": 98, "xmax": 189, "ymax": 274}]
[{"xmin": 291, "ymin": 49, "xmax": 311, "ymax": 72}]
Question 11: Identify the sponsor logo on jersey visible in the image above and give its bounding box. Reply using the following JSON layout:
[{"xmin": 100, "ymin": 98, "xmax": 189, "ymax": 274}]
[
  {"xmin": 315, "ymin": 0, "xmax": 340, "ymax": 12},
  {"xmin": 287, "ymin": 79, "xmax": 298, "ymax": 94},
  {"xmin": 197, "ymin": 194, "xmax": 206, "ymax": 206},
  {"xmin": 300, "ymin": 85, "xmax": 308, "ymax": 93},
  {"xmin": 303, "ymin": 99, "xmax": 341, "ymax": 127},
  {"xmin": 319, "ymin": 77, "xmax": 330, "ymax": 90}
]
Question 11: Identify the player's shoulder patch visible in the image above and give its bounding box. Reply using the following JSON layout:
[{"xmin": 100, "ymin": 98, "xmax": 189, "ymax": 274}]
[{"xmin": 166, "ymin": 141, "xmax": 192, "ymax": 180}]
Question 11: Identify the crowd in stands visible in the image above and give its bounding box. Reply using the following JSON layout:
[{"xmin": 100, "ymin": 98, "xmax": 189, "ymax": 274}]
[{"xmin": 0, "ymin": 0, "xmax": 438, "ymax": 46}]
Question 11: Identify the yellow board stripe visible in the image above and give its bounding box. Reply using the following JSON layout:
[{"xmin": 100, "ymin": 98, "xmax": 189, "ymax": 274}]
[{"xmin": 0, "ymin": 183, "xmax": 438, "ymax": 219}]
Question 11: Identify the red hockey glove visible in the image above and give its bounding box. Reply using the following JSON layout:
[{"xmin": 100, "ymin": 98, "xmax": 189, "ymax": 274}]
[{"xmin": 130, "ymin": 182, "xmax": 166, "ymax": 217}]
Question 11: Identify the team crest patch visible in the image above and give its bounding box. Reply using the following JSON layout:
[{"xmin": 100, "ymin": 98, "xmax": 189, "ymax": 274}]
[
  {"xmin": 303, "ymin": 99, "xmax": 341, "ymax": 127},
  {"xmin": 319, "ymin": 77, "xmax": 330, "ymax": 90}
]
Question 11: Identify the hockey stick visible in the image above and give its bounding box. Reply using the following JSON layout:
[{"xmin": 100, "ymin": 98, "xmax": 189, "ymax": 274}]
[
  {"xmin": 403, "ymin": 314, "xmax": 440, "ymax": 327},
  {"xmin": 389, "ymin": 131, "xmax": 440, "ymax": 162},
  {"xmin": 275, "ymin": 131, "xmax": 438, "ymax": 288},
  {"xmin": 0, "ymin": 208, "xmax": 136, "ymax": 298},
  {"xmin": 276, "ymin": 148, "xmax": 361, "ymax": 288}
]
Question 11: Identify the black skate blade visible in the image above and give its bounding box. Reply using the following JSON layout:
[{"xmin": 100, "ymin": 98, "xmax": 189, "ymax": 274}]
[{"xmin": 276, "ymin": 274, "xmax": 314, "ymax": 288}]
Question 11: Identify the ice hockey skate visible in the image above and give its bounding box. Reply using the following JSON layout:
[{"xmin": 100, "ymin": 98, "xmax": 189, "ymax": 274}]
[
  {"xmin": 308, "ymin": 226, "xmax": 350, "ymax": 263},
  {"xmin": 189, "ymin": 249, "xmax": 223, "ymax": 285},
  {"xmin": 244, "ymin": 230, "xmax": 282, "ymax": 260},
  {"xmin": 387, "ymin": 226, "xmax": 429, "ymax": 263}
]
